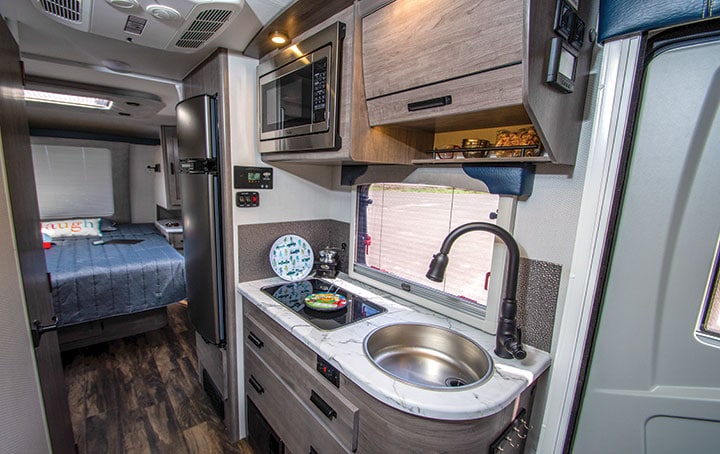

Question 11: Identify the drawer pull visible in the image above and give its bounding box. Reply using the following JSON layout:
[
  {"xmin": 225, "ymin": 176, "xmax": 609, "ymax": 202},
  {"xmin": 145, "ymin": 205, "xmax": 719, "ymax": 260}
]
[
  {"xmin": 310, "ymin": 390, "xmax": 336, "ymax": 420},
  {"xmin": 249, "ymin": 375, "xmax": 265, "ymax": 394},
  {"xmin": 247, "ymin": 331, "xmax": 264, "ymax": 348},
  {"xmin": 407, "ymin": 95, "xmax": 452, "ymax": 112}
]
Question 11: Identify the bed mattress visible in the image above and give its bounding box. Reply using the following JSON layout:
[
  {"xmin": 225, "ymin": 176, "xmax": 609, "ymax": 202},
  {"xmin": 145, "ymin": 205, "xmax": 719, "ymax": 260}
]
[{"xmin": 44, "ymin": 223, "xmax": 186, "ymax": 327}]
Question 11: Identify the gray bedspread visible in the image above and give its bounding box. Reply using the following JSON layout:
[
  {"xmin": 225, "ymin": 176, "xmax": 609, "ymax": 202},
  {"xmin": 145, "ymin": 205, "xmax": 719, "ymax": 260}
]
[{"xmin": 45, "ymin": 223, "xmax": 186, "ymax": 326}]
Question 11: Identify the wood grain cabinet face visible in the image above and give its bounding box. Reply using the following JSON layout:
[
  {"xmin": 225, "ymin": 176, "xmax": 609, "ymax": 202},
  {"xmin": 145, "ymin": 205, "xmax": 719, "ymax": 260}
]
[
  {"xmin": 361, "ymin": 0, "xmax": 523, "ymax": 100},
  {"xmin": 359, "ymin": 0, "xmax": 596, "ymax": 165},
  {"xmin": 243, "ymin": 302, "xmax": 358, "ymax": 452},
  {"xmin": 360, "ymin": 0, "xmax": 530, "ymax": 136}
]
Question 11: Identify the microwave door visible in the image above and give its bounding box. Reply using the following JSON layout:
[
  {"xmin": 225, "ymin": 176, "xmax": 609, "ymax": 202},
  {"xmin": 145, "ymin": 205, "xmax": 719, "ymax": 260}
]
[{"xmin": 260, "ymin": 60, "xmax": 314, "ymax": 140}]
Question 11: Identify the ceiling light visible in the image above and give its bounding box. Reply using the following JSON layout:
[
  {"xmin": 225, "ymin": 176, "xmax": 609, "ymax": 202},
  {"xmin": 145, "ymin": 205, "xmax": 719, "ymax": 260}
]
[
  {"xmin": 269, "ymin": 31, "xmax": 289, "ymax": 46},
  {"xmin": 104, "ymin": 0, "xmax": 140, "ymax": 9},
  {"xmin": 24, "ymin": 90, "xmax": 114, "ymax": 110},
  {"xmin": 146, "ymin": 5, "xmax": 182, "ymax": 21}
]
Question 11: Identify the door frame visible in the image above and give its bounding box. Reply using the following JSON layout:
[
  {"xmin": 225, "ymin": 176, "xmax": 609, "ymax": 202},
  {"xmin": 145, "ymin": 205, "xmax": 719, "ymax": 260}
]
[
  {"xmin": 0, "ymin": 19, "xmax": 75, "ymax": 453},
  {"xmin": 535, "ymin": 36, "xmax": 644, "ymax": 453}
]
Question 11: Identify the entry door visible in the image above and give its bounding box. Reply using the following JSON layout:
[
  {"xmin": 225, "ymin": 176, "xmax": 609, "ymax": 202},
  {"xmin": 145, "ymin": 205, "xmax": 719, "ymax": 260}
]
[
  {"xmin": 0, "ymin": 20, "xmax": 75, "ymax": 453},
  {"xmin": 572, "ymin": 35, "xmax": 720, "ymax": 451}
]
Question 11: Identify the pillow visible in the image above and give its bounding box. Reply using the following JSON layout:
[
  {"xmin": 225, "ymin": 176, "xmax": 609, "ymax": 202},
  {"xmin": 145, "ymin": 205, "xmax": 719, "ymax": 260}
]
[{"xmin": 41, "ymin": 218, "xmax": 102, "ymax": 239}]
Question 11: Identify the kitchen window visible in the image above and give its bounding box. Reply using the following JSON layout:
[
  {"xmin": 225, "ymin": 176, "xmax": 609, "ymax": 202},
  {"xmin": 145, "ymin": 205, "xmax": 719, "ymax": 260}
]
[{"xmin": 352, "ymin": 183, "xmax": 515, "ymax": 330}]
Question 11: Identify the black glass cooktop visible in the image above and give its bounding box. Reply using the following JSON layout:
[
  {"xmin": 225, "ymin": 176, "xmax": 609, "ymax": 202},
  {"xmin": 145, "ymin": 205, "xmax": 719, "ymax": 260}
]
[{"xmin": 261, "ymin": 278, "xmax": 386, "ymax": 331}]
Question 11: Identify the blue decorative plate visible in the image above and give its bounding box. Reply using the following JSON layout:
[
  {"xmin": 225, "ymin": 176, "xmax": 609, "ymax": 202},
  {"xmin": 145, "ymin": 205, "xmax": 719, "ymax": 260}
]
[{"xmin": 269, "ymin": 234, "xmax": 314, "ymax": 281}]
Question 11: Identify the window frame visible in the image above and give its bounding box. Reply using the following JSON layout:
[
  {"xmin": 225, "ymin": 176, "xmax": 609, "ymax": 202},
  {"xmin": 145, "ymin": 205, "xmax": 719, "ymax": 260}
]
[
  {"xmin": 348, "ymin": 183, "xmax": 517, "ymax": 334},
  {"xmin": 696, "ymin": 235, "xmax": 720, "ymax": 348}
]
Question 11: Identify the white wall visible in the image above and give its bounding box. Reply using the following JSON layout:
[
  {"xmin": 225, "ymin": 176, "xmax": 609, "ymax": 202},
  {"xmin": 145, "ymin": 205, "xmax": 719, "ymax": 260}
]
[
  {"xmin": 227, "ymin": 52, "xmax": 350, "ymax": 228},
  {"xmin": 227, "ymin": 50, "xmax": 351, "ymax": 440},
  {"xmin": 128, "ymin": 144, "xmax": 160, "ymax": 223}
]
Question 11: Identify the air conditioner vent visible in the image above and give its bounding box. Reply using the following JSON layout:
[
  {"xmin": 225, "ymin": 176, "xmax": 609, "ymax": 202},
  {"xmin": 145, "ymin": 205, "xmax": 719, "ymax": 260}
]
[
  {"xmin": 175, "ymin": 9, "xmax": 232, "ymax": 49},
  {"xmin": 37, "ymin": 0, "xmax": 83, "ymax": 23}
]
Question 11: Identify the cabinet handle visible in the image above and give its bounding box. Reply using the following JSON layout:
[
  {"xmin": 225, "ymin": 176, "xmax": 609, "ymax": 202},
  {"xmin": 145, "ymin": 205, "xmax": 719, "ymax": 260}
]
[
  {"xmin": 407, "ymin": 95, "xmax": 452, "ymax": 112},
  {"xmin": 247, "ymin": 331, "xmax": 264, "ymax": 348},
  {"xmin": 249, "ymin": 375, "xmax": 264, "ymax": 394},
  {"xmin": 169, "ymin": 162, "xmax": 175, "ymax": 175},
  {"xmin": 310, "ymin": 390, "xmax": 336, "ymax": 420}
]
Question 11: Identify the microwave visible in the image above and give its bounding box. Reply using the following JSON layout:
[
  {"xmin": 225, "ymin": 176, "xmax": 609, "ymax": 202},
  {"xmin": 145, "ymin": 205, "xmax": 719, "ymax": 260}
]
[{"xmin": 257, "ymin": 22, "xmax": 345, "ymax": 153}]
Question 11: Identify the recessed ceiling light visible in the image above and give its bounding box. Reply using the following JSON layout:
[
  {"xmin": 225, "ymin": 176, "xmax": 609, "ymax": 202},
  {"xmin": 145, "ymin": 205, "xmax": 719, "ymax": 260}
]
[
  {"xmin": 146, "ymin": 5, "xmax": 182, "ymax": 21},
  {"xmin": 104, "ymin": 0, "xmax": 140, "ymax": 9},
  {"xmin": 269, "ymin": 31, "xmax": 289, "ymax": 46},
  {"xmin": 24, "ymin": 90, "xmax": 114, "ymax": 110}
]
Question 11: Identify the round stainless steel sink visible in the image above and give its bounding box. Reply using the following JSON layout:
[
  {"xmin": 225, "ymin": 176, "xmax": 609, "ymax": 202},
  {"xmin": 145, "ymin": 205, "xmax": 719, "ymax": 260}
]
[{"xmin": 363, "ymin": 323, "xmax": 493, "ymax": 390}]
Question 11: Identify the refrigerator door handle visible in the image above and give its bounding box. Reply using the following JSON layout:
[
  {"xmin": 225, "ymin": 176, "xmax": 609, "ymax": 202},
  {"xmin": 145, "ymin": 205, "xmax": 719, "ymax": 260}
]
[{"xmin": 180, "ymin": 157, "xmax": 217, "ymax": 175}]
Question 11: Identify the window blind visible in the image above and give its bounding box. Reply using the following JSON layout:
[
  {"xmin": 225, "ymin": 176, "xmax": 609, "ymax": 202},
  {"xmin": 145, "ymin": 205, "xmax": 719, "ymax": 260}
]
[{"xmin": 31, "ymin": 145, "xmax": 114, "ymax": 219}]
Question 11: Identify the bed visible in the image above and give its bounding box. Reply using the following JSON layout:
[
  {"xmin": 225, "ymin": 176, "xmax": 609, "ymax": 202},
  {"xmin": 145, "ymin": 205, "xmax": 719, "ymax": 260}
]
[{"xmin": 44, "ymin": 223, "xmax": 186, "ymax": 349}]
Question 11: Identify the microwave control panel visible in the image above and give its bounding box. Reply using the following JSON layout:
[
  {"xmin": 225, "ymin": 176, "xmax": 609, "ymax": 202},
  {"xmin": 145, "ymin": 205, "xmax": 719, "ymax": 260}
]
[{"xmin": 312, "ymin": 57, "xmax": 328, "ymax": 123}]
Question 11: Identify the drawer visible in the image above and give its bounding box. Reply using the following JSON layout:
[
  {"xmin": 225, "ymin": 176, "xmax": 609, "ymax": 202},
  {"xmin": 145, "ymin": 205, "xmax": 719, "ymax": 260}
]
[
  {"xmin": 244, "ymin": 308, "xmax": 359, "ymax": 451},
  {"xmin": 244, "ymin": 301, "xmax": 315, "ymax": 364},
  {"xmin": 245, "ymin": 348, "xmax": 349, "ymax": 454},
  {"xmin": 365, "ymin": 65, "xmax": 526, "ymax": 128}
]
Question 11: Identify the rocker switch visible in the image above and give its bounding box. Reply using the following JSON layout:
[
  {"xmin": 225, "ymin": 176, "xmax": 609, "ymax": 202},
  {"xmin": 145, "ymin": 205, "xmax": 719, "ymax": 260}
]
[
  {"xmin": 317, "ymin": 355, "xmax": 340, "ymax": 388},
  {"xmin": 236, "ymin": 191, "xmax": 259, "ymax": 207}
]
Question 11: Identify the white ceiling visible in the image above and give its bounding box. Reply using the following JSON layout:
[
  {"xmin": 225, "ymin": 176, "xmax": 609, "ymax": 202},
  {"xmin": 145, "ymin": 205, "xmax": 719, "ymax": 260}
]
[{"xmin": 0, "ymin": 0, "xmax": 293, "ymax": 139}]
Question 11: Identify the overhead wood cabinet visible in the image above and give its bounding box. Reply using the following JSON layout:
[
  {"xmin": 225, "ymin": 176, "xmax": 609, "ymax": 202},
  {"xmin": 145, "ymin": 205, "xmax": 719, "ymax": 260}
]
[{"xmin": 361, "ymin": 0, "xmax": 598, "ymax": 165}]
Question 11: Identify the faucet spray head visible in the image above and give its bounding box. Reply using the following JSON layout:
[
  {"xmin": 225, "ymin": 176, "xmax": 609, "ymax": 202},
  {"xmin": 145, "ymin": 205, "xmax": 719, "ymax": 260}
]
[{"xmin": 426, "ymin": 252, "xmax": 450, "ymax": 282}]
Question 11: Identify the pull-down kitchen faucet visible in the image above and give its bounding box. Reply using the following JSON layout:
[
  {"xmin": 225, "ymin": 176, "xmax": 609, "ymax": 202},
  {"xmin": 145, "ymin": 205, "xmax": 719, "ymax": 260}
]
[{"xmin": 426, "ymin": 222, "xmax": 526, "ymax": 360}]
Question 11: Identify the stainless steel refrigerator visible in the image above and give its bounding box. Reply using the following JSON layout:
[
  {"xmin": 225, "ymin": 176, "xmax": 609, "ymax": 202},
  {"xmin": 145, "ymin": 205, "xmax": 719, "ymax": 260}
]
[{"xmin": 176, "ymin": 94, "xmax": 225, "ymax": 345}]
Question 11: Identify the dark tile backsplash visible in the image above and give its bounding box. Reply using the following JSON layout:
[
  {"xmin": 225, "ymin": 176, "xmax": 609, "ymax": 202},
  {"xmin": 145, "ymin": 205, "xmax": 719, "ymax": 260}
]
[
  {"xmin": 515, "ymin": 258, "xmax": 562, "ymax": 353},
  {"xmin": 237, "ymin": 219, "xmax": 350, "ymax": 282}
]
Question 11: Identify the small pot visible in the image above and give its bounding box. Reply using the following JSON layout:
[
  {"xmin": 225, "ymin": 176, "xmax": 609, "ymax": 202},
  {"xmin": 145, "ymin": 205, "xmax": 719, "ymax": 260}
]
[
  {"xmin": 319, "ymin": 248, "xmax": 338, "ymax": 264},
  {"xmin": 463, "ymin": 149, "xmax": 490, "ymax": 158}
]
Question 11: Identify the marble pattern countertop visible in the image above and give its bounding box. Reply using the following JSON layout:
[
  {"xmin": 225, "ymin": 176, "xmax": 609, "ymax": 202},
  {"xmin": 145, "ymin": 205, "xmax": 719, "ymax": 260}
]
[{"xmin": 237, "ymin": 274, "xmax": 551, "ymax": 421}]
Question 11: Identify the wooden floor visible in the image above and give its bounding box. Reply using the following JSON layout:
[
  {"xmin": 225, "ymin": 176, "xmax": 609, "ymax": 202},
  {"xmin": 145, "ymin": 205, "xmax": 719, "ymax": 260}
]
[{"xmin": 62, "ymin": 303, "xmax": 253, "ymax": 454}]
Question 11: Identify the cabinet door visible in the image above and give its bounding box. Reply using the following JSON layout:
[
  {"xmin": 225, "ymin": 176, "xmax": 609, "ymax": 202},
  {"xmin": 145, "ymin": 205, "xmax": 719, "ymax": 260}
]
[
  {"xmin": 161, "ymin": 126, "xmax": 181, "ymax": 209},
  {"xmin": 245, "ymin": 349, "xmax": 348, "ymax": 454},
  {"xmin": 362, "ymin": 0, "xmax": 523, "ymax": 100}
]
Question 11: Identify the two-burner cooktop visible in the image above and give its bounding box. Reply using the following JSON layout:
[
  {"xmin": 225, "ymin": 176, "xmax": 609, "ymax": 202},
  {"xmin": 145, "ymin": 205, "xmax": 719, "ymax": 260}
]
[{"xmin": 261, "ymin": 279, "xmax": 386, "ymax": 331}]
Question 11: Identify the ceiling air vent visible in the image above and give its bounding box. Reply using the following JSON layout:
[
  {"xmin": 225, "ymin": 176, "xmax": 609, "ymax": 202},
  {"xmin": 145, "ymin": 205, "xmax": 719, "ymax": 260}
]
[
  {"xmin": 37, "ymin": 0, "xmax": 83, "ymax": 23},
  {"xmin": 31, "ymin": 0, "xmax": 92, "ymax": 31},
  {"xmin": 174, "ymin": 9, "xmax": 233, "ymax": 49}
]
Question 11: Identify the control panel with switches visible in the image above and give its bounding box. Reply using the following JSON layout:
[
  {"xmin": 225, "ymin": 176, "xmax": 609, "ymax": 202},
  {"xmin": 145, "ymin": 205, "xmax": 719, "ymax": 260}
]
[
  {"xmin": 316, "ymin": 355, "xmax": 340, "ymax": 388},
  {"xmin": 236, "ymin": 191, "xmax": 259, "ymax": 207}
]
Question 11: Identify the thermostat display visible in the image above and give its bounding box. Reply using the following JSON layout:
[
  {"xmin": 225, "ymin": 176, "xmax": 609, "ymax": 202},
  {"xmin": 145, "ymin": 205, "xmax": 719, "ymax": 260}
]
[
  {"xmin": 546, "ymin": 37, "xmax": 577, "ymax": 94},
  {"xmin": 233, "ymin": 166, "xmax": 273, "ymax": 189}
]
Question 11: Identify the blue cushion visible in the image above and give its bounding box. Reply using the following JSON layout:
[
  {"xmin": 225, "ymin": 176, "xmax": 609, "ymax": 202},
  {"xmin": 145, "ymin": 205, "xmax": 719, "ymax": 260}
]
[{"xmin": 599, "ymin": 0, "xmax": 712, "ymax": 42}]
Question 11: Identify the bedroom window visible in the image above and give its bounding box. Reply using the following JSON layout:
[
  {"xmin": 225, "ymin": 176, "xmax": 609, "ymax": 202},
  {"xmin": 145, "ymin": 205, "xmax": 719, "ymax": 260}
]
[
  {"xmin": 31, "ymin": 145, "xmax": 114, "ymax": 219},
  {"xmin": 353, "ymin": 183, "xmax": 512, "ymax": 326}
]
